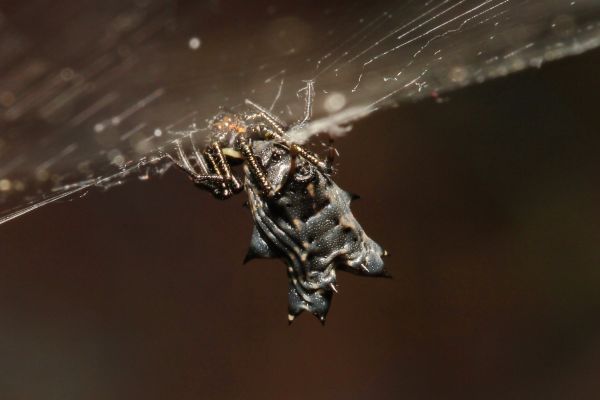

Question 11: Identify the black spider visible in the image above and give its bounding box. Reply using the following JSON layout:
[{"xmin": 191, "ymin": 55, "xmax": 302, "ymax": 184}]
[{"xmin": 166, "ymin": 100, "xmax": 389, "ymax": 323}]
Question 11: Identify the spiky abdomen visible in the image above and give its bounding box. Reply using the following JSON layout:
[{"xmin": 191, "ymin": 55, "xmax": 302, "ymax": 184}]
[{"xmin": 245, "ymin": 168, "xmax": 385, "ymax": 321}]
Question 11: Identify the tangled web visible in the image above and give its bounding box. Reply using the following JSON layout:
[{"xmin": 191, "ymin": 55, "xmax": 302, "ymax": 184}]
[{"xmin": 1, "ymin": 0, "xmax": 599, "ymax": 224}]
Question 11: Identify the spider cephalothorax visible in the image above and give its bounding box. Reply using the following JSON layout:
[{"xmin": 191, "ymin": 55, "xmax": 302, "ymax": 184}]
[{"xmin": 166, "ymin": 101, "xmax": 388, "ymax": 323}]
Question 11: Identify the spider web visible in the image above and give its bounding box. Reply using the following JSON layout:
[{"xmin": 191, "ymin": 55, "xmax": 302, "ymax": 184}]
[{"xmin": 1, "ymin": 0, "xmax": 599, "ymax": 224}]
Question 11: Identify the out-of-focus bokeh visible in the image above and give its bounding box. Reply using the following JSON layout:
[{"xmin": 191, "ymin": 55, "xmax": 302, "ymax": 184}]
[{"xmin": 1, "ymin": 1, "xmax": 600, "ymax": 399}]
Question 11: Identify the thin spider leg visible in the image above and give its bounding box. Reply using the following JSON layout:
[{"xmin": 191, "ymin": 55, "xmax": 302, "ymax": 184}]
[
  {"xmin": 289, "ymin": 142, "xmax": 328, "ymax": 172},
  {"xmin": 245, "ymin": 99, "xmax": 330, "ymax": 172},
  {"xmin": 237, "ymin": 137, "xmax": 276, "ymax": 198},
  {"xmin": 190, "ymin": 138, "xmax": 211, "ymax": 175},
  {"xmin": 245, "ymin": 99, "xmax": 287, "ymax": 136},
  {"xmin": 210, "ymin": 143, "xmax": 243, "ymax": 193},
  {"xmin": 166, "ymin": 140, "xmax": 209, "ymax": 183},
  {"xmin": 173, "ymin": 139, "xmax": 197, "ymax": 175},
  {"xmin": 168, "ymin": 139, "xmax": 228, "ymax": 192},
  {"xmin": 188, "ymin": 139, "xmax": 234, "ymax": 196},
  {"xmin": 326, "ymin": 138, "xmax": 337, "ymax": 173},
  {"xmin": 204, "ymin": 148, "xmax": 233, "ymax": 198},
  {"xmin": 249, "ymin": 124, "xmax": 329, "ymax": 173}
]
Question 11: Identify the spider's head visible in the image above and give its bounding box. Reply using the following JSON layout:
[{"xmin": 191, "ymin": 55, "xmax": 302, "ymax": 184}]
[{"xmin": 208, "ymin": 111, "xmax": 247, "ymax": 147}]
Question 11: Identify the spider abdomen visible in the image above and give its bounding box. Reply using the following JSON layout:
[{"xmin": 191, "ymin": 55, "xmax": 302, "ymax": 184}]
[{"xmin": 244, "ymin": 141, "xmax": 386, "ymax": 322}]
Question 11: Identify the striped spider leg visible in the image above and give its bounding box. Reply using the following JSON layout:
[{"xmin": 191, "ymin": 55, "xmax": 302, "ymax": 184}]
[
  {"xmin": 166, "ymin": 136, "xmax": 242, "ymax": 200},
  {"xmin": 243, "ymin": 100, "xmax": 332, "ymax": 173},
  {"xmin": 167, "ymin": 102, "xmax": 333, "ymax": 201}
]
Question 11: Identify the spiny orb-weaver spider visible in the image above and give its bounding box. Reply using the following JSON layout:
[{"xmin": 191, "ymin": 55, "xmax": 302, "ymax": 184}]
[{"xmin": 166, "ymin": 100, "xmax": 389, "ymax": 323}]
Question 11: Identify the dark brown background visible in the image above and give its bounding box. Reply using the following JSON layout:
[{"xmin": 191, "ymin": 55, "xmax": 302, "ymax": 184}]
[{"xmin": 1, "ymin": 48, "xmax": 600, "ymax": 399}]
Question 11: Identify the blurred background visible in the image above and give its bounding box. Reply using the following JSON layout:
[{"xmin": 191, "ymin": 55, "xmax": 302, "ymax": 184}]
[{"xmin": 1, "ymin": 1, "xmax": 600, "ymax": 399}]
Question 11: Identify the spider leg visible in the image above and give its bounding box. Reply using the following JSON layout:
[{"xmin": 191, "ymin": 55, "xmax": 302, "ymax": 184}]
[
  {"xmin": 190, "ymin": 139, "xmax": 212, "ymax": 175},
  {"xmin": 289, "ymin": 142, "xmax": 328, "ymax": 172},
  {"xmin": 190, "ymin": 140, "xmax": 238, "ymax": 198},
  {"xmin": 244, "ymin": 99, "xmax": 287, "ymax": 136},
  {"xmin": 245, "ymin": 99, "xmax": 330, "ymax": 174},
  {"xmin": 258, "ymin": 126, "xmax": 330, "ymax": 173},
  {"xmin": 237, "ymin": 136, "xmax": 276, "ymax": 198},
  {"xmin": 167, "ymin": 139, "xmax": 230, "ymax": 197},
  {"xmin": 203, "ymin": 149, "xmax": 233, "ymax": 199},
  {"xmin": 326, "ymin": 138, "xmax": 337, "ymax": 173},
  {"xmin": 208, "ymin": 143, "xmax": 243, "ymax": 194}
]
